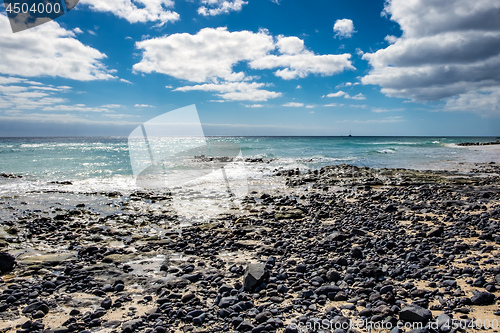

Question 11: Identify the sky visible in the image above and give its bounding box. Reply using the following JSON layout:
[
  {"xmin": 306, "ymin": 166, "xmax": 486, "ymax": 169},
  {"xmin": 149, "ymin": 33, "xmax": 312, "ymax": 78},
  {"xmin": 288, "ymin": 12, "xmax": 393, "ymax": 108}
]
[{"xmin": 0, "ymin": 0, "xmax": 499, "ymax": 137}]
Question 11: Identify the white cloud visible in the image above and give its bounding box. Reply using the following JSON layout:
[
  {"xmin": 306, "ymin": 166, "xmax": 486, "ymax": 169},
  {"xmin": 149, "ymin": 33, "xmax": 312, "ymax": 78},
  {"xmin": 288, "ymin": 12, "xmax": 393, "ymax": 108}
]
[
  {"xmin": 174, "ymin": 81, "xmax": 282, "ymax": 102},
  {"xmin": 283, "ymin": 102, "xmax": 304, "ymax": 107},
  {"xmin": 296, "ymin": 85, "xmax": 302, "ymax": 89},
  {"xmin": 335, "ymin": 82, "xmax": 361, "ymax": 89},
  {"xmin": 362, "ymin": 0, "xmax": 500, "ymax": 116},
  {"xmin": 325, "ymin": 91, "xmax": 365, "ymax": 100},
  {"xmin": 245, "ymin": 104, "xmax": 264, "ymax": 108},
  {"xmin": 384, "ymin": 35, "xmax": 398, "ymax": 44},
  {"xmin": 334, "ymin": 19, "xmax": 356, "ymax": 39},
  {"xmin": 372, "ymin": 107, "xmax": 405, "ymax": 113},
  {"xmin": 250, "ymin": 51, "xmax": 354, "ymax": 80},
  {"xmin": 444, "ymin": 87, "xmax": 500, "ymax": 117},
  {"xmin": 0, "ymin": 76, "xmax": 68, "ymax": 110},
  {"xmin": 134, "ymin": 27, "xmax": 275, "ymax": 83},
  {"xmin": 134, "ymin": 27, "xmax": 354, "ymax": 100},
  {"xmin": 350, "ymin": 93, "xmax": 366, "ymax": 100},
  {"xmin": 336, "ymin": 116, "xmax": 403, "ymax": 124},
  {"xmin": 0, "ymin": 112, "xmax": 138, "ymax": 126},
  {"xmin": 326, "ymin": 91, "xmax": 347, "ymax": 98},
  {"xmin": 324, "ymin": 103, "xmax": 342, "ymax": 107},
  {"xmin": 42, "ymin": 104, "xmax": 112, "ymax": 112},
  {"xmin": 276, "ymin": 36, "xmax": 304, "ymax": 55},
  {"xmin": 79, "ymin": 0, "xmax": 179, "ymax": 25},
  {"xmin": 0, "ymin": 75, "xmax": 132, "ymax": 120},
  {"xmin": 0, "ymin": 16, "xmax": 114, "ymax": 81},
  {"xmin": 198, "ymin": 0, "xmax": 248, "ymax": 16},
  {"xmin": 348, "ymin": 104, "xmax": 367, "ymax": 109},
  {"xmin": 135, "ymin": 104, "xmax": 155, "ymax": 108}
]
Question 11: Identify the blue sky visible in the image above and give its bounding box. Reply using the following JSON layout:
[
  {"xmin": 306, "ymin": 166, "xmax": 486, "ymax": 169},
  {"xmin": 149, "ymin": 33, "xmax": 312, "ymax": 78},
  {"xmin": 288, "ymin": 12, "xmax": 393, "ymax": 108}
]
[{"xmin": 0, "ymin": 0, "xmax": 499, "ymax": 136}]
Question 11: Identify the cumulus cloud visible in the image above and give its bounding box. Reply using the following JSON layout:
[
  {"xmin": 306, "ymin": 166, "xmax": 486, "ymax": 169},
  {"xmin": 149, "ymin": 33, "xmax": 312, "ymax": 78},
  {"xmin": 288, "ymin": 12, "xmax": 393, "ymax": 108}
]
[
  {"xmin": 250, "ymin": 51, "xmax": 353, "ymax": 80},
  {"xmin": 384, "ymin": 35, "xmax": 398, "ymax": 44},
  {"xmin": 326, "ymin": 91, "xmax": 366, "ymax": 100},
  {"xmin": 134, "ymin": 28, "xmax": 274, "ymax": 82},
  {"xmin": 283, "ymin": 102, "xmax": 304, "ymax": 107},
  {"xmin": 276, "ymin": 36, "xmax": 304, "ymax": 55},
  {"xmin": 79, "ymin": 0, "xmax": 179, "ymax": 25},
  {"xmin": 444, "ymin": 87, "xmax": 500, "ymax": 117},
  {"xmin": 174, "ymin": 81, "xmax": 282, "ymax": 102},
  {"xmin": 0, "ymin": 16, "xmax": 114, "ymax": 81},
  {"xmin": 134, "ymin": 28, "xmax": 353, "ymax": 82},
  {"xmin": 134, "ymin": 27, "xmax": 354, "ymax": 101},
  {"xmin": 333, "ymin": 19, "xmax": 356, "ymax": 38},
  {"xmin": 198, "ymin": 0, "xmax": 248, "ymax": 16},
  {"xmin": 362, "ymin": 0, "xmax": 500, "ymax": 116},
  {"xmin": 326, "ymin": 91, "xmax": 347, "ymax": 98}
]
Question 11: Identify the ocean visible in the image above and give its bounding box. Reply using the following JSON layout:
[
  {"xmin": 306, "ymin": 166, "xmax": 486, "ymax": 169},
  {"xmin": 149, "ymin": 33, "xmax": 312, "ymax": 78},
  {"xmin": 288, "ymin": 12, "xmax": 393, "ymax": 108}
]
[
  {"xmin": 1, "ymin": 136, "xmax": 499, "ymax": 180},
  {"xmin": 1, "ymin": 136, "xmax": 499, "ymax": 221}
]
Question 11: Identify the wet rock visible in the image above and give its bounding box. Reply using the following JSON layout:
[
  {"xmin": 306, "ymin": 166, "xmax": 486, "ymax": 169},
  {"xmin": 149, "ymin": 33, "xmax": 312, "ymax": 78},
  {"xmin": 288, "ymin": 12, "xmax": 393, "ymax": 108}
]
[
  {"xmin": 360, "ymin": 264, "xmax": 384, "ymax": 277},
  {"xmin": 427, "ymin": 226, "xmax": 444, "ymax": 237},
  {"xmin": 326, "ymin": 231, "xmax": 348, "ymax": 242},
  {"xmin": 101, "ymin": 297, "xmax": 112, "ymax": 310},
  {"xmin": 182, "ymin": 273, "xmax": 202, "ymax": 282},
  {"xmin": 326, "ymin": 269, "xmax": 342, "ymax": 282},
  {"xmin": 243, "ymin": 263, "xmax": 268, "ymax": 291},
  {"xmin": 350, "ymin": 246, "xmax": 363, "ymax": 258},
  {"xmin": 237, "ymin": 321, "xmax": 255, "ymax": 331},
  {"xmin": 122, "ymin": 319, "xmax": 143, "ymax": 332},
  {"xmin": 295, "ymin": 264, "xmax": 307, "ymax": 273},
  {"xmin": 384, "ymin": 204, "xmax": 398, "ymax": 213},
  {"xmin": 219, "ymin": 296, "xmax": 239, "ymax": 308},
  {"xmin": 436, "ymin": 313, "xmax": 452, "ymax": 332},
  {"xmin": 399, "ymin": 304, "xmax": 433, "ymax": 323},
  {"xmin": 181, "ymin": 293, "xmax": 196, "ymax": 303},
  {"xmin": 284, "ymin": 326, "xmax": 299, "ymax": 333},
  {"xmin": 315, "ymin": 285, "xmax": 340, "ymax": 296},
  {"xmin": 255, "ymin": 311, "xmax": 272, "ymax": 323},
  {"xmin": 32, "ymin": 310, "xmax": 46, "ymax": 319},
  {"xmin": 0, "ymin": 252, "xmax": 15, "ymax": 274},
  {"xmin": 276, "ymin": 209, "xmax": 304, "ymax": 220}
]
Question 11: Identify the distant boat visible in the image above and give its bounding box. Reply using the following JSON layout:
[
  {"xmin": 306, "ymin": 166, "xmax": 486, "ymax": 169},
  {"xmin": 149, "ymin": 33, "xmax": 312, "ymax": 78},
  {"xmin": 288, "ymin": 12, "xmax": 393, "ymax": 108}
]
[{"xmin": 348, "ymin": 130, "xmax": 352, "ymax": 137}]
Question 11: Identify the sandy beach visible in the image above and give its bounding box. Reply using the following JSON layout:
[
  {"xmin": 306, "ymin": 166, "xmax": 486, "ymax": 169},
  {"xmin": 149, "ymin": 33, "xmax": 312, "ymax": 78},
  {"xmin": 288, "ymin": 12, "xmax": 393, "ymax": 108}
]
[{"xmin": 0, "ymin": 158, "xmax": 499, "ymax": 333}]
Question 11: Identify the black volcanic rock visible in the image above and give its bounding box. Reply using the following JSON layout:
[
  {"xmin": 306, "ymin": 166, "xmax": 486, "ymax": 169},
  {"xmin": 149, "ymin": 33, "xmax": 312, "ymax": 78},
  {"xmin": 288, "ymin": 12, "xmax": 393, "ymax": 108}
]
[
  {"xmin": 243, "ymin": 263, "xmax": 268, "ymax": 291},
  {"xmin": 0, "ymin": 252, "xmax": 15, "ymax": 274}
]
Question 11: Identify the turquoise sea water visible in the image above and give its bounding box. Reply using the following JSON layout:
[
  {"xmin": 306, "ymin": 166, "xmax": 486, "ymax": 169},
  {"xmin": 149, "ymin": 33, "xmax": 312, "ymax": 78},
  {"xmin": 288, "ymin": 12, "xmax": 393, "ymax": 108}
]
[
  {"xmin": 0, "ymin": 136, "xmax": 499, "ymax": 220},
  {"xmin": 0, "ymin": 136, "xmax": 499, "ymax": 182}
]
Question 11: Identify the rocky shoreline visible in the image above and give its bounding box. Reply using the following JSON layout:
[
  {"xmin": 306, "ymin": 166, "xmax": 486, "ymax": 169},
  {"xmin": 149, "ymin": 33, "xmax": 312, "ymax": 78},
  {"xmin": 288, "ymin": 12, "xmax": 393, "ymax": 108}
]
[
  {"xmin": 457, "ymin": 141, "xmax": 500, "ymax": 147},
  {"xmin": 1, "ymin": 163, "xmax": 500, "ymax": 333}
]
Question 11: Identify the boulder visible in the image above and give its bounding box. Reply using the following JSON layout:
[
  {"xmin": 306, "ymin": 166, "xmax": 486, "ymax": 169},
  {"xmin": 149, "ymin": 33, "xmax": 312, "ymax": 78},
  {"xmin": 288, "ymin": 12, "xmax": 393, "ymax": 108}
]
[
  {"xmin": 471, "ymin": 291, "xmax": 496, "ymax": 305},
  {"xmin": 243, "ymin": 263, "xmax": 268, "ymax": 291},
  {"xmin": 399, "ymin": 304, "xmax": 433, "ymax": 323},
  {"xmin": 0, "ymin": 252, "xmax": 15, "ymax": 274}
]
